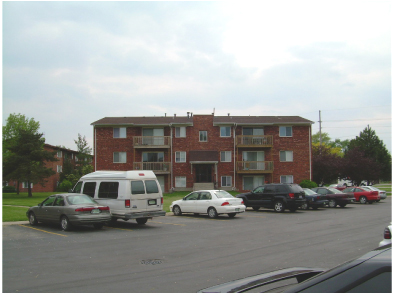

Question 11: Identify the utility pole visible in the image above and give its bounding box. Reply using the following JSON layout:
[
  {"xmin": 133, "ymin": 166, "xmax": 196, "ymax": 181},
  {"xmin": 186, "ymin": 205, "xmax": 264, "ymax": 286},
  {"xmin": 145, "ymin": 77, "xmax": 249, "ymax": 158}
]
[{"xmin": 319, "ymin": 110, "xmax": 322, "ymax": 155}]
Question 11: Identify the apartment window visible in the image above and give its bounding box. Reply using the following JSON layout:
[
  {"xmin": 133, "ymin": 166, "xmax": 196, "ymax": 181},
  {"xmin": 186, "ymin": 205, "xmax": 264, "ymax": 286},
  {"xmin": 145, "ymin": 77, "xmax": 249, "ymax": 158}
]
[
  {"xmin": 280, "ymin": 151, "xmax": 293, "ymax": 162},
  {"xmin": 220, "ymin": 126, "xmax": 231, "ymax": 137},
  {"xmin": 143, "ymin": 152, "xmax": 164, "ymax": 162},
  {"xmin": 243, "ymin": 127, "xmax": 264, "ymax": 135},
  {"xmin": 22, "ymin": 182, "xmax": 33, "ymax": 189},
  {"xmin": 175, "ymin": 176, "xmax": 186, "ymax": 188},
  {"xmin": 220, "ymin": 151, "xmax": 232, "ymax": 162},
  {"xmin": 279, "ymin": 126, "xmax": 292, "ymax": 137},
  {"xmin": 280, "ymin": 175, "xmax": 294, "ymax": 183},
  {"xmin": 57, "ymin": 165, "xmax": 62, "ymax": 173},
  {"xmin": 199, "ymin": 131, "xmax": 208, "ymax": 142},
  {"xmin": 114, "ymin": 127, "xmax": 127, "ymax": 138},
  {"xmin": 114, "ymin": 152, "xmax": 127, "ymax": 163},
  {"xmin": 175, "ymin": 151, "xmax": 186, "ymax": 163},
  {"xmin": 175, "ymin": 127, "xmax": 186, "ymax": 138},
  {"xmin": 221, "ymin": 176, "xmax": 232, "ymax": 187},
  {"xmin": 57, "ymin": 150, "xmax": 62, "ymax": 158}
]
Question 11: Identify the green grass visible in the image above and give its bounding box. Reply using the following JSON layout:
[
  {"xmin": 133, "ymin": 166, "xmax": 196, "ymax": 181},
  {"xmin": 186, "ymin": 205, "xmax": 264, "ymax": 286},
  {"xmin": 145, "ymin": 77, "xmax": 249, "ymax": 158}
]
[{"xmin": 2, "ymin": 190, "xmax": 241, "ymax": 222}]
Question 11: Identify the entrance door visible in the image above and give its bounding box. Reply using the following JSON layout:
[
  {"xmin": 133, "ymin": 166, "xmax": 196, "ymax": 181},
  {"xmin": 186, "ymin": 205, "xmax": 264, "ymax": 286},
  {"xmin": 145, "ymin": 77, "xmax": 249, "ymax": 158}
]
[{"xmin": 195, "ymin": 165, "xmax": 213, "ymax": 183}]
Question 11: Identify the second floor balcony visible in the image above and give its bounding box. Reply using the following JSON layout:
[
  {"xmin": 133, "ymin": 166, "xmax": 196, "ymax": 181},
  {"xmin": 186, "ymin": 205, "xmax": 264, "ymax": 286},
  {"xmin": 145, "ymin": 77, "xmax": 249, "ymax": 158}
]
[
  {"xmin": 133, "ymin": 136, "xmax": 171, "ymax": 148},
  {"xmin": 236, "ymin": 161, "xmax": 274, "ymax": 174},
  {"xmin": 236, "ymin": 135, "xmax": 273, "ymax": 147},
  {"xmin": 133, "ymin": 162, "xmax": 171, "ymax": 174}
]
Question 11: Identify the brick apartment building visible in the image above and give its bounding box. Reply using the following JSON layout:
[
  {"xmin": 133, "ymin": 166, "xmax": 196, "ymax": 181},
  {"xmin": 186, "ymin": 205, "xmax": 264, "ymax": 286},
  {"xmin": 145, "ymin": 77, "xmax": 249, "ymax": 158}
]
[
  {"xmin": 91, "ymin": 113, "xmax": 314, "ymax": 193},
  {"xmin": 6, "ymin": 144, "xmax": 79, "ymax": 193}
]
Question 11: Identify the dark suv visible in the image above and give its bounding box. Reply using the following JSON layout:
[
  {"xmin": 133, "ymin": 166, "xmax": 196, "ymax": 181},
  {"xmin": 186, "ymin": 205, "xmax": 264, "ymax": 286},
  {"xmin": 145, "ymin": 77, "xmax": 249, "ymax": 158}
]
[{"xmin": 236, "ymin": 183, "xmax": 306, "ymax": 213}]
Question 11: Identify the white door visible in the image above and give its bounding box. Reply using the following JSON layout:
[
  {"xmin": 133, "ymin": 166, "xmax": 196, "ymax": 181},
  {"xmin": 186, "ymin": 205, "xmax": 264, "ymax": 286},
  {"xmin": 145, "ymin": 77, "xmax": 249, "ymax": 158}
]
[{"xmin": 157, "ymin": 176, "xmax": 165, "ymax": 193}]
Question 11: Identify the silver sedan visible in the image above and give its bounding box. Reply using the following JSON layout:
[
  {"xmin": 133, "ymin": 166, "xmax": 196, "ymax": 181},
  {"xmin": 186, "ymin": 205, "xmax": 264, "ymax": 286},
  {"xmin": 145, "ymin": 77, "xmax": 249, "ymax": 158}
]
[{"xmin": 26, "ymin": 193, "xmax": 111, "ymax": 231}]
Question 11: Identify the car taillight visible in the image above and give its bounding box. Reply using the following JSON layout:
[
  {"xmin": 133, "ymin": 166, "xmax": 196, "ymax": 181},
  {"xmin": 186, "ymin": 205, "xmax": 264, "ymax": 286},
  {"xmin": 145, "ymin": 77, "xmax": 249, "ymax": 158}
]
[
  {"xmin": 221, "ymin": 202, "xmax": 230, "ymax": 206},
  {"xmin": 125, "ymin": 200, "xmax": 130, "ymax": 208},
  {"xmin": 161, "ymin": 197, "xmax": 164, "ymax": 204},
  {"xmin": 384, "ymin": 228, "xmax": 391, "ymax": 239},
  {"xmin": 288, "ymin": 193, "xmax": 295, "ymax": 199},
  {"xmin": 241, "ymin": 200, "xmax": 244, "ymax": 205},
  {"xmin": 99, "ymin": 206, "xmax": 110, "ymax": 211}
]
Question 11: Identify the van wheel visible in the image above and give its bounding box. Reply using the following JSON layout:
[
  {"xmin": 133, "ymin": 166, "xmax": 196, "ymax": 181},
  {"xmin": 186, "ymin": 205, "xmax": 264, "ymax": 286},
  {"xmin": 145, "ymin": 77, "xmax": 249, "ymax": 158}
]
[
  {"xmin": 173, "ymin": 205, "xmax": 182, "ymax": 216},
  {"xmin": 207, "ymin": 207, "xmax": 218, "ymax": 218},
  {"xmin": 136, "ymin": 218, "xmax": 148, "ymax": 225},
  {"xmin": 274, "ymin": 201, "xmax": 285, "ymax": 213}
]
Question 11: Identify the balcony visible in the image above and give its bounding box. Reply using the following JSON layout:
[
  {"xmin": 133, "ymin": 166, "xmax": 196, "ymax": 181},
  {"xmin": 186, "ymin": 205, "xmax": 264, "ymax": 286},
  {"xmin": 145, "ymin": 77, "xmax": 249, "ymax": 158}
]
[
  {"xmin": 133, "ymin": 136, "xmax": 171, "ymax": 148},
  {"xmin": 236, "ymin": 161, "xmax": 274, "ymax": 174},
  {"xmin": 236, "ymin": 135, "xmax": 273, "ymax": 147},
  {"xmin": 133, "ymin": 162, "xmax": 171, "ymax": 174}
]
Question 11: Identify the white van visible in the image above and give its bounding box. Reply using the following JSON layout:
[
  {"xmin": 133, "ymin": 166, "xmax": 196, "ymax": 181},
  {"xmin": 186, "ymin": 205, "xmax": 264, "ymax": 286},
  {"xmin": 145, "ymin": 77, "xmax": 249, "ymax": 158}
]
[{"xmin": 72, "ymin": 170, "xmax": 166, "ymax": 224}]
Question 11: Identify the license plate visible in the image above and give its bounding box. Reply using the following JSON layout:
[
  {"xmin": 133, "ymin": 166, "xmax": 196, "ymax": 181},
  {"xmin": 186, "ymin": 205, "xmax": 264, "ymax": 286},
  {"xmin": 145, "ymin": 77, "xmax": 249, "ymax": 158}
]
[
  {"xmin": 91, "ymin": 209, "xmax": 101, "ymax": 214},
  {"xmin": 148, "ymin": 199, "xmax": 157, "ymax": 205},
  {"xmin": 235, "ymin": 208, "xmax": 240, "ymax": 212}
]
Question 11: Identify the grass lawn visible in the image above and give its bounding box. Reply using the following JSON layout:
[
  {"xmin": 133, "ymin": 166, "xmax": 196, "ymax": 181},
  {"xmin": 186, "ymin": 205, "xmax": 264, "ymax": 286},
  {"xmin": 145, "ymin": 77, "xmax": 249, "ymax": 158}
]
[{"xmin": 2, "ymin": 190, "xmax": 240, "ymax": 222}]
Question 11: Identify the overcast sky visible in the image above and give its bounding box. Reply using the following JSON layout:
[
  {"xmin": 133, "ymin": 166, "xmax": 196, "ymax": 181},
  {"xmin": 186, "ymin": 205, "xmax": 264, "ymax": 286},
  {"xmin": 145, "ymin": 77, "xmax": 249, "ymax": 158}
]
[{"xmin": 2, "ymin": 0, "xmax": 392, "ymax": 153}]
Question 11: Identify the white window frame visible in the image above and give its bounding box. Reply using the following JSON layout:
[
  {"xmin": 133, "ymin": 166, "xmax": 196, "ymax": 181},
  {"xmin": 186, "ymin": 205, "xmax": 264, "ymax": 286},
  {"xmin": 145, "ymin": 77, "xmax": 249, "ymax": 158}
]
[
  {"xmin": 175, "ymin": 151, "xmax": 186, "ymax": 163},
  {"xmin": 114, "ymin": 127, "xmax": 127, "ymax": 138},
  {"xmin": 199, "ymin": 131, "xmax": 208, "ymax": 142},
  {"xmin": 279, "ymin": 126, "xmax": 293, "ymax": 137},
  {"xmin": 280, "ymin": 175, "xmax": 294, "ymax": 183},
  {"xmin": 220, "ymin": 151, "xmax": 232, "ymax": 162},
  {"xmin": 280, "ymin": 151, "xmax": 293, "ymax": 162},
  {"xmin": 175, "ymin": 126, "xmax": 186, "ymax": 138},
  {"xmin": 57, "ymin": 150, "xmax": 62, "ymax": 158},
  {"xmin": 113, "ymin": 152, "xmax": 127, "ymax": 163},
  {"xmin": 57, "ymin": 165, "xmax": 63, "ymax": 173},
  {"xmin": 221, "ymin": 176, "xmax": 232, "ymax": 187},
  {"xmin": 175, "ymin": 176, "xmax": 187, "ymax": 188},
  {"xmin": 22, "ymin": 182, "xmax": 33, "ymax": 189},
  {"xmin": 220, "ymin": 126, "xmax": 231, "ymax": 137}
]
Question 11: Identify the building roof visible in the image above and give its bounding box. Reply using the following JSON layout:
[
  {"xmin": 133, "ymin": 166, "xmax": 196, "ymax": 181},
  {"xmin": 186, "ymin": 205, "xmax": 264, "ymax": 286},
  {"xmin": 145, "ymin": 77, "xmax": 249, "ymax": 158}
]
[{"xmin": 91, "ymin": 114, "xmax": 313, "ymax": 126}]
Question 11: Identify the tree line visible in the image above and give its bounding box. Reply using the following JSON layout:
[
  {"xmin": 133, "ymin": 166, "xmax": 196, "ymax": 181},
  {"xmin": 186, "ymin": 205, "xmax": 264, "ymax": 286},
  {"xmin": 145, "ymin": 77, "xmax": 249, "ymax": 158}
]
[
  {"xmin": 312, "ymin": 126, "xmax": 391, "ymax": 186},
  {"xmin": 2, "ymin": 113, "xmax": 93, "ymax": 196}
]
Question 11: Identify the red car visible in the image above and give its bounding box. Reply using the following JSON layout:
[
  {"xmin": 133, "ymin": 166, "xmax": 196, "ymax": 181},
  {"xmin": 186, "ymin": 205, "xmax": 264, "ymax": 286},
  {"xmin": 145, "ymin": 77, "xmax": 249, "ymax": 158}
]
[{"xmin": 342, "ymin": 187, "xmax": 380, "ymax": 204}]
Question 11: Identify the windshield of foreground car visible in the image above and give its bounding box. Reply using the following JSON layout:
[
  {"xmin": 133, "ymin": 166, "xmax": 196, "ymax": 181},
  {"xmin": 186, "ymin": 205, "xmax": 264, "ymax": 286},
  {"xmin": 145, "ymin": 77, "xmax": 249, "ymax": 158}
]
[
  {"xmin": 67, "ymin": 195, "xmax": 98, "ymax": 205},
  {"xmin": 214, "ymin": 191, "xmax": 235, "ymax": 198}
]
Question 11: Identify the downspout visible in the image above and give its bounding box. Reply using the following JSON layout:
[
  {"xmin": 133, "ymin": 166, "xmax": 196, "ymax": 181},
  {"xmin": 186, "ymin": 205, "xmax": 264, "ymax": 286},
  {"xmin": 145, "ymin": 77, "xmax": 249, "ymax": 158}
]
[
  {"xmin": 233, "ymin": 123, "xmax": 237, "ymax": 190},
  {"xmin": 309, "ymin": 124, "xmax": 312, "ymax": 180},
  {"xmin": 94, "ymin": 126, "xmax": 97, "ymax": 171},
  {"xmin": 170, "ymin": 123, "xmax": 173, "ymax": 191}
]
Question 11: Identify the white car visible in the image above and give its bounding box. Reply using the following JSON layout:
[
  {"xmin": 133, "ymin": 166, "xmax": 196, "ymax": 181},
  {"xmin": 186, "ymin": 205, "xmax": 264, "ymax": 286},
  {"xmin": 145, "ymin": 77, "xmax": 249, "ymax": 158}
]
[
  {"xmin": 361, "ymin": 186, "xmax": 387, "ymax": 201},
  {"xmin": 170, "ymin": 190, "xmax": 246, "ymax": 218},
  {"xmin": 379, "ymin": 222, "xmax": 392, "ymax": 247}
]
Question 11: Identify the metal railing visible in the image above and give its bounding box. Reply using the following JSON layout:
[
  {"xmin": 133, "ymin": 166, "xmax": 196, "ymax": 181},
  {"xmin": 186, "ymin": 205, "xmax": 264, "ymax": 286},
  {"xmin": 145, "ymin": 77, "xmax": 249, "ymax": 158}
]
[
  {"xmin": 133, "ymin": 162, "xmax": 171, "ymax": 173},
  {"xmin": 133, "ymin": 136, "xmax": 171, "ymax": 147},
  {"xmin": 236, "ymin": 135, "xmax": 273, "ymax": 147},
  {"xmin": 236, "ymin": 161, "xmax": 274, "ymax": 173}
]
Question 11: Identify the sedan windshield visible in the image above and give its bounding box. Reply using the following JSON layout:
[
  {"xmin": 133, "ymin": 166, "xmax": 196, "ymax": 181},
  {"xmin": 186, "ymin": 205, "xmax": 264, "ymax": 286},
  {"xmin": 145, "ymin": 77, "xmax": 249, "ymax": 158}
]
[
  {"xmin": 303, "ymin": 188, "xmax": 316, "ymax": 196},
  {"xmin": 67, "ymin": 194, "xmax": 97, "ymax": 205},
  {"xmin": 214, "ymin": 191, "xmax": 234, "ymax": 198}
]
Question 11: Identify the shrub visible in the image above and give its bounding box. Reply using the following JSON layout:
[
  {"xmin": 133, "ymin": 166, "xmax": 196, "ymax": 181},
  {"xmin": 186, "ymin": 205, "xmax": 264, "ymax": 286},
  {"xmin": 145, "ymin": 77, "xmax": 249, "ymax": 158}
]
[
  {"xmin": 57, "ymin": 180, "xmax": 73, "ymax": 192},
  {"xmin": 299, "ymin": 179, "xmax": 317, "ymax": 189},
  {"xmin": 3, "ymin": 186, "xmax": 16, "ymax": 193}
]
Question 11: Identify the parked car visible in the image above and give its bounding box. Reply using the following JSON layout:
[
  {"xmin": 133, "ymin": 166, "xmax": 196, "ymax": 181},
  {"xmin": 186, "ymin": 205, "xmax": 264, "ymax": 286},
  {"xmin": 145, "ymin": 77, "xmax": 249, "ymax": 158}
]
[
  {"xmin": 328, "ymin": 184, "xmax": 347, "ymax": 191},
  {"xmin": 362, "ymin": 186, "xmax": 387, "ymax": 201},
  {"xmin": 26, "ymin": 193, "xmax": 111, "ymax": 231},
  {"xmin": 300, "ymin": 188, "xmax": 328, "ymax": 210},
  {"xmin": 198, "ymin": 245, "xmax": 392, "ymax": 293},
  {"xmin": 236, "ymin": 183, "xmax": 306, "ymax": 213},
  {"xmin": 310, "ymin": 187, "xmax": 355, "ymax": 208},
  {"xmin": 342, "ymin": 187, "xmax": 380, "ymax": 204},
  {"xmin": 170, "ymin": 190, "xmax": 246, "ymax": 218},
  {"xmin": 379, "ymin": 222, "xmax": 392, "ymax": 247}
]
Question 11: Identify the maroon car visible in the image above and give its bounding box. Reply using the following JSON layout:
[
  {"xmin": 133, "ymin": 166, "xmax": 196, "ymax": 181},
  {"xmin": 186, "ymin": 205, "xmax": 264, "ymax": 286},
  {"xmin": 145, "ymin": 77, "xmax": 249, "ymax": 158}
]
[{"xmin": 311, "ymin": 187, "xmax": 355, "ymax": 208}]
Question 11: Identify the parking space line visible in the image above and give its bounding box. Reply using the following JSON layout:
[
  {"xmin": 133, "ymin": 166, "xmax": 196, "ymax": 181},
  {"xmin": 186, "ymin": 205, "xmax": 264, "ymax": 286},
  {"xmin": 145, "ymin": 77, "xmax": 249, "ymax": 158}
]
[
  {"xmin": 18, "ymin": 224, "xmax": 67, "ymax": 237},
  {"xmin": 103, "ymin": 226, "xmax": 134, "ymax": 231}
]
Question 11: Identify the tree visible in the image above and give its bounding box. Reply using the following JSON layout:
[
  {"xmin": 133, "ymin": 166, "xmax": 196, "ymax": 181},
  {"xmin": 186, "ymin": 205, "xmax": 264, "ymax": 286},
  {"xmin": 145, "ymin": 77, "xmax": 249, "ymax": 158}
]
[
  {"xmin": 74, "ymin": 134, "xmax": 93, "ymax": 172},
  {"xmin": 3, "ymin": 113, "xmax": 41, "ymax": 194},
  {"xmin": 312, "ymin": 144, "xmax": 342, "ymax": 185},
  {"xmin": 348, "ymin": 126, "xmax": 391, "ymax": 181},
  {"xmin": 312, "ymin": 132, "xmax": 348, "ymax": 157},
  {"xmin": 3, "ymin": 130, "xmax": 58, "ymax": 197}
]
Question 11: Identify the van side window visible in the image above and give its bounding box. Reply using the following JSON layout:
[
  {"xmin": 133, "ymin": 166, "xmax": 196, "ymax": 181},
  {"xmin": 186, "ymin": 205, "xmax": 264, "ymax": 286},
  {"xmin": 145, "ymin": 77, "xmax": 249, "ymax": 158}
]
[
  {"xmin": 83, "ymin": 182, "xmax": 96, "ymax": 198},
  {"xmin": 73, "ymin": 181, "xmax": 83, "ymax": 193},
  {"xmin": 131, "ymin": 181, "xmax": 145, "ymax": 195},
  {"xmin": 98, "ymin": 182, "xmax": 119, "ymax": 199},
  {"xmin": 145, "ymin": 180, "xmax": 159, "ymax": 194}
]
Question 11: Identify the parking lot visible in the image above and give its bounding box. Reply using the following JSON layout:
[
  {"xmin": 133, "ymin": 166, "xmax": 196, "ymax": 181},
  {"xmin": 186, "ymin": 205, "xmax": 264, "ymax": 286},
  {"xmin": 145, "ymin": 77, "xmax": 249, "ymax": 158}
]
[{"xmin": 3, "ymin": 198, "xmax": 391, "ymax": 293}]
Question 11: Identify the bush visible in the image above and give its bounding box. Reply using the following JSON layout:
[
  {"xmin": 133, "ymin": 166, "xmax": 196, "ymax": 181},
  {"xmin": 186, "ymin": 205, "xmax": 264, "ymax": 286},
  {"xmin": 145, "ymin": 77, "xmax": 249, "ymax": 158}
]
[
  {"xmin": 57, "ymin": 179, "xmax": 73, "ymax": 192},
  {"xmin": 299, "ymin": 180, "xmax": 317, "ymax": 189},
  {"xmin": 3, "ymin": 186, "xmax": 16, "ymax": 193}
]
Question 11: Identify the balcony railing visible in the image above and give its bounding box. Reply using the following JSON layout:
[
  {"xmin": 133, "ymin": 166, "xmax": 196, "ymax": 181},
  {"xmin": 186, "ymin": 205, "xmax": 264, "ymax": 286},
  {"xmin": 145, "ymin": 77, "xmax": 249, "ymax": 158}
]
[
  {"xmin": 133, "ymin": 136, "xmax": 171, "ymax": 148},
  {"xmin": 133, "ymin": 162, "xmax": 171, "ymax": 173},
  {"xmin": 236, "ymin": 135, "xmax": 273, "ymax": 147},
  {"xmin": 236, "ymin": 161, "xmax": 274, "ymax": 173}
]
